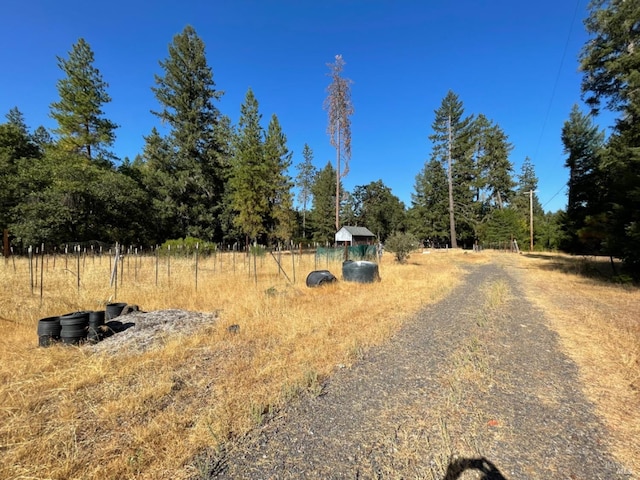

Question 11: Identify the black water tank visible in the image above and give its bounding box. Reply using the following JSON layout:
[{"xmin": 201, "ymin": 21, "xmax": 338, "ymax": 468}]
[
  {"xmin": 342, "ymin": 260, "xmax": 380, "ymax": 283},
  {"xmin": 306, "ymin": 270, "xmax": 337, "ymax": 287}
]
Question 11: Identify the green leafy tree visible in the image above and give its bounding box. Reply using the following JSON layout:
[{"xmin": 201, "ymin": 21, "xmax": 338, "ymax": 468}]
[
  {"xmin": 561, "ymin": 104, "xmax": 605, "ymax": 254},
  {"xmin": 537, "ymin": 211, "xmax": 567, "ymax": 251},
  {"xmin": 295, "ymin": 143, "xmax": 317, "ymax": 238},
  {"xmin": 350, "ymin": 180, "xmax": 406, "ymax": 242},
  {"xmin": 309, "ymin": 161, "xmax": 339, "ymax": 244},
  {"xmin": 384, "ymin": 231, "xmax": 420, "ymax": 263},
  {"xmin": 150, "ymin": 25, "xmax": 229, "ymax": 241},
  {"xmin": 12, "ymin": 149, "xmax": 148, "ymax": 246},
  {"xmin": 50, "ymin": 38, "xmax": 117, "ymax": 166}
]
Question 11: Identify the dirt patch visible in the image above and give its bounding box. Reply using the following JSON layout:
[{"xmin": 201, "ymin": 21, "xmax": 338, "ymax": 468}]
[{"xmin": 86, "ymin": 309, "xmax": 218, "ymax": 356}]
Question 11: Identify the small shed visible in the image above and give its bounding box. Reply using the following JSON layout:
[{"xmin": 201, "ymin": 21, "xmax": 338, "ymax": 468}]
[{"xmin": 335, "ymin": 226, "xmax": 376, "ymax": 246}]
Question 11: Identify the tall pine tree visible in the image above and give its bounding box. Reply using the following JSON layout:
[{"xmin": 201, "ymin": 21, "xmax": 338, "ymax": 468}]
[
  {"xmin": 295, "ymin": 143, "xmax": 317, "ymax": 239},
  {"xmin": 561, "ymin": 104, "xmax": 605, "ymax": 254},
  {"xmin": 151, "ymin": 25, "xmax": 228, "ymax": 241},
  {"xmin": 309, "ymin": 162, "xmax": 339, "ymax": 244},
  {"xmin": 429, "ymin": 91, "xmax": 475, "ymax": 247},
  {"xmin": 263, "ymin": 114, "xmax": 294, "ymax": 244},
  {"xmin": 50, "ymin": 38, "xmax": 117, "ymax": 166},
  {"xmin": 229, "ymin": 88, "xmax": 270, "ymax": 245},
  {"xmin": 409, "ymin": 159, "xmax": 450, "ymax": 245},
  {"xmin": 580, "ymin": 0, "xmax": 640, "ymax": 275}
]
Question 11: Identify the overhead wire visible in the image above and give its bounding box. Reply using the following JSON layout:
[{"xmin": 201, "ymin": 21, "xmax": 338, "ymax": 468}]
[{"xmin": 534, "ymin": 0, "xmax": 583, "ymax": 210}]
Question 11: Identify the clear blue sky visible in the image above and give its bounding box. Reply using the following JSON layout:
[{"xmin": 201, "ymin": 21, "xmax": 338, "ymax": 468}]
[{"xmin": 1, "ymin": 0, "xmax": 611, "ymax": 213}]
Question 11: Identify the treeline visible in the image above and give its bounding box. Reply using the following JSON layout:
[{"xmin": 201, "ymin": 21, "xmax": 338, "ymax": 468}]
[
  {"xmin": 1, "ymin": 0, "xmax": 638, "ymax": 278},
  {"xmin": 0, "ymin": 26, "xmax": 552, "ymax": 251}
]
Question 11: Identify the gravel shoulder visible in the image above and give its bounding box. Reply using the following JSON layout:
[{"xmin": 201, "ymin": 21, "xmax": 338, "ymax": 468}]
[{"xmin": 205, "ymin": 260, "xmax": 629, "ymax": 479}]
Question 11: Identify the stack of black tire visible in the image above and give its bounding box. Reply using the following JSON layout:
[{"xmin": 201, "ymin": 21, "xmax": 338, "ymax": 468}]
[{"xmin": 37, "ymin": 302, "xmax": 127, "ymax": 347}]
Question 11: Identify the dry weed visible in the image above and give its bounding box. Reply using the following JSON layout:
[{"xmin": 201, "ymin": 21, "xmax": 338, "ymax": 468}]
[
  {"xmin": 504, "ymin": 252, "xmax": 640, "ymax": 476},
  {"xmin": 0, "ymin": 249, "xmax": 473, "ymax": 479}
]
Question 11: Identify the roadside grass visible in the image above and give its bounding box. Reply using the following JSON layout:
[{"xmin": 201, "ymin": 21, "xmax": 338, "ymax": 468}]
[
  {"xmin": 0, "ymin": 249, "xmax": 470, "ymax": 479},
  {"xmin": 515, "ymin": 252, "xmax": 640, "ymax": 477}
]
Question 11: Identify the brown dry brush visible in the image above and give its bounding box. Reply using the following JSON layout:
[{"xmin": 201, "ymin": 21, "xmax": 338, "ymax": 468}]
[{"xmin": 0, "ymin": 249, "xmax": 466, "ymax": 479}]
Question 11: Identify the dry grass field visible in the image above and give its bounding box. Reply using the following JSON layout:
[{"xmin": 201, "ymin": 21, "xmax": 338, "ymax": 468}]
[
  {"xmin": 509, "ymin": 253, "xmax": 640, "ymax": 476},
  {"xmin": 1, "ymin": 250, "xmax": 638, "ymax": 479},
  {"xmin": 0, "ymin": 249, "xmax": 475, "ymax": 479}
]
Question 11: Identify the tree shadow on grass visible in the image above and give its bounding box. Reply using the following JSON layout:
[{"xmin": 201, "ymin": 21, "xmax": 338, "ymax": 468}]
[
  {"xmin": 520, "ymin": 253, "xmax": 634, "ymax": 286},
  {"xmin": 442, "ymin": 457, "xmax": 507, "ymax": 480}
]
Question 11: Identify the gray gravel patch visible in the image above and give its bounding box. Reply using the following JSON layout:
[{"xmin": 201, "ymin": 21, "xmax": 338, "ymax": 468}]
[{"xmin": 201, "ymin": 262, "xmax": 628, "ymax": 479}]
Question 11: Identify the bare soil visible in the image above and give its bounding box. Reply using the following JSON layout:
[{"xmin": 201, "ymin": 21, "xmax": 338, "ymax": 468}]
[{"xmin": 200, "ymin": 260, "xmax": 633, "ymax": 479}]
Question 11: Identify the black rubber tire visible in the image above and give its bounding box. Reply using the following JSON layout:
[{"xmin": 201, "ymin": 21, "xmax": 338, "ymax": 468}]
[
  {"xmin": 60, "ymin": 311, "xmax": 89, "ymax": 344},
  {"xmin": 106, "ymin": 302, "xmax": 127, "ymax": 320},
  {"xmin": 86, "ymin": 311, "xmax": 105, "ymax": 343},
  {"xmin": 37, "ymin": 316, "xmax": 61, "ymax": 336}
]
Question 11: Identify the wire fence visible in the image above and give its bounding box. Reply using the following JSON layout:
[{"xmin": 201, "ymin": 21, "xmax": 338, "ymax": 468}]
[{"xmin": 2, "ymin": 242, "xmax": 386, "ymax": 304}]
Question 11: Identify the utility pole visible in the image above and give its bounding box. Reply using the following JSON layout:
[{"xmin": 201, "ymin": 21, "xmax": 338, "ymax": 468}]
[
  {"xmin": 447, "ymin": 116, "xmax": 458, "ymax": 248},
  {"xmin": 529, "ymin": 189, "xmax": 534, "ymax": 252}
]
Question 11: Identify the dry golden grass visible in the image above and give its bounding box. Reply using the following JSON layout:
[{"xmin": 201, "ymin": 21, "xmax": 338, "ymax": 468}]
[
  {"xmin": 0, "ymin": 249, "xmax": 472, "ymax": 479},
  {"xmin": 502, "ymin": 252, "xmax": 640, "ymax": 476}
]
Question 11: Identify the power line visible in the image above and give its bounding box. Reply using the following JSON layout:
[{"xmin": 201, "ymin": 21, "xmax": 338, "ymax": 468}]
[
  {"xmin": 542, "ymin": 184, "xmax": 567, "ymax": 210},
  {"xmin": 533, "ymin": 0, "xmax": 583, "ymax": 160}
]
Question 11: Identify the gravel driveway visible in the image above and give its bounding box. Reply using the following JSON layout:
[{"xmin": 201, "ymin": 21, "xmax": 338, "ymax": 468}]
[{"xmin": 204, "ymin": 261, "xmax": 630, "ymax": 479}]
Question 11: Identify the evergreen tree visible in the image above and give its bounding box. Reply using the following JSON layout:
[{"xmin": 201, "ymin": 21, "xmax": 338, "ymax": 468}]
[
  {"xmin": 32, "ymin": 126, "xmax": 53, "ymax": 154},
  {"xmin": 229, "ymin": 88, "xmax": 270, "ymax": 245},
  {"xmin": 295, "ymin": 143, "xmax": 317, "ymax": 238},
  {"xmin": 478, "ymin": 208, "xmax": 527, "ymax": 249},
  {"xmin": 511, "ymin": 157, "xmax": 544, "ymax": 251},
  {"xmin": 409, "ymin": 159, "xmax": 450, "ymax": 245},
  {"xmin": 151, "ymin": 25, "xmax": 228, "ymax": 241},
  {"xmin": 561, "ymin": 104, "xmax": 605, "ymax": 253},
  {"xmin": 473, "ymin": 115, "xmax": 515, "ymax": 209},
  {"xmin": 139, "ymin": 127, "xmax": 179, "ymax": 242},
  {"xmin": 514, "ymin": 157, "xmax": 543, "ymax": 215},
  {"xmin": 6, "ymin": 107, "xmax": 28, "ymax": 135},
  {"xmin": 263, "ymin": 114, "xmax": 294, "ymax": 243},
  {"xmin": 580, "ymin": 0, "xmax": 640, "ymax": 275},
  {"xmin": 309, "ymin": 161, "xmax": 338, "ymax": 244},
  {"xmin": 50, "ymin": 38, "xmax": 117, "ymax": 166},
  {"xmin": 428, "ymin": 91, "xmax": 475, "ymax": 247}
]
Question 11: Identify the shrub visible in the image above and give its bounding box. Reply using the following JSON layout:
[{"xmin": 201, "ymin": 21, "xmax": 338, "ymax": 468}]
[
  {"xmin": 160, "ymin": 237, "xmax": 217, "ymax": 256},
  {"xmin": 384, "ymin": 232, "xmax": 419, "ymax": 263}
]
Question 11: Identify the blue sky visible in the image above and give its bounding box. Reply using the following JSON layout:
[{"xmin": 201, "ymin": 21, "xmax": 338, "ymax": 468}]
[{"xmin": 1, "ymin": 0, "xmax": 611, "ymax": 213}]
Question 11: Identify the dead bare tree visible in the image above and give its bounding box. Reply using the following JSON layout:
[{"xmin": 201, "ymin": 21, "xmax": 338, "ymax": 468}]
[{"xmin": 323, "ymin": 54, "xmax": 354, "ymax": 231}]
